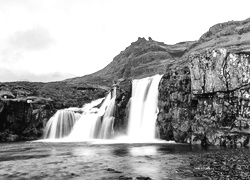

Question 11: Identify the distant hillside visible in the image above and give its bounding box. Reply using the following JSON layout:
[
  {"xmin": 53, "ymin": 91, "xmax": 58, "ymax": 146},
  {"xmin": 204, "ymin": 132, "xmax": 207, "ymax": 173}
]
[
  {"xmin": 0, "ymin": 81, "xmax": 106, "ymax": 109},
  {"xmin": 65, "ymin": 17, "xmax": 250, "ymax": 87},
  {"xmin": 65, "ymin": 37, "xmax": 196, "ymax": 87}
]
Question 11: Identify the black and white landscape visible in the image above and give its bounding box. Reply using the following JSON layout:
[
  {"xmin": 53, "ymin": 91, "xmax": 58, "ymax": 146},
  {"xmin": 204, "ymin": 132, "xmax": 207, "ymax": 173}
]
[{"xmin": 1, "ymin": 0, "xmax": 250, "ymax": 179}]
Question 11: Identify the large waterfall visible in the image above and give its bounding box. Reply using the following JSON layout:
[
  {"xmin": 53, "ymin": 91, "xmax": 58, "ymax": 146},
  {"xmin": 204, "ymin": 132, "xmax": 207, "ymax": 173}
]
[
  {"xmin": 42, "ymin": 74, "xmax": 162, "ymax": 142},
  {"xmin": 126, "ymin": 74, "xmax": 162, "ymax": 141}
]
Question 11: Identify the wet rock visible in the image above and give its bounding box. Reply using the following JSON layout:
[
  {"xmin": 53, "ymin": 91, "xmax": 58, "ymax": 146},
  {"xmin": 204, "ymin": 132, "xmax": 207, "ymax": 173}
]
[
  {"xmin": 113, "ymin": 79, "xmax": 132, "ymax": 135},
  {"xmin": 119, "ymin": 176, "xmax": 133, "ymax": 180},
  {"xmin": 106, "ymin": 168, "xmax": 122, "ymax": 173},
  {"xmin": 136, "ymin": 176, "xmax": 152, "ymax": 180}
]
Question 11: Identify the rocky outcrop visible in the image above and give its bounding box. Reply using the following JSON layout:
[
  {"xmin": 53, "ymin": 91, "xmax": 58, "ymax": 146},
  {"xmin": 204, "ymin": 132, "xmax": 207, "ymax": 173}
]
[
  {"xmin": 113, "ymin": 79, "xmax": 132, "ymax": 135},
  {"xmin": 0, "ymin": 93, "xmax": 54, "ymax": 141},
  {"xmin": 65, "ymin": 37, "xmax": 195, "ymax": 87},
  {"xmin": 189, "ymin": 48, "xmax": 250, "ymax": 146},
  {"xmin": 157, "ymin": 48, "xmax": 250, "ymax": 146},
  {"xmin": 0, "ymin": 81, "xmax": 107, "ymax": 141},
  {"xmin": 157, "ymin": 67, "xmax": 194, "ymax": 142}
]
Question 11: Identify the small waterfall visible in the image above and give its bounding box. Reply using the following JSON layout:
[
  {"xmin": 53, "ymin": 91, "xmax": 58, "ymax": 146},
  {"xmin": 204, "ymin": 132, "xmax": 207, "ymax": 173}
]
[
  {"xmin": 127, "ymin": 74, "xmax": 162, "ymax": 140},
  {"xmin": 44, "ymin": 90, "xmax": 116, "ymax": 141},
  {"xmin": 98, "ymin": 95, "xmax": 116, "ymax": 139},
  {"xmin": 67, "ymin": 90, "xmax": 116, "ymax": 140},
  {"xmin": 43, "ymin": 110, "xmax": 81, "ymax": 139}
]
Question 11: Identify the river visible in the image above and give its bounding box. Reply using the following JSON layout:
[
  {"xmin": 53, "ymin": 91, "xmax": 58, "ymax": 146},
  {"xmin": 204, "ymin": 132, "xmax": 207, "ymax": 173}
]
[{"xmin": 0, "ymin": 141, "xmax": 223, "ymax": 179}]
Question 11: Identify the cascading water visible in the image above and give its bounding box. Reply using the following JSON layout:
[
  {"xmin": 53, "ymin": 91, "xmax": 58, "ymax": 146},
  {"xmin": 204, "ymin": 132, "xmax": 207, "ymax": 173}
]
[
  {"xmin": 66, "ymin": 92, "xmax": 116, "ymax": 141},
  {"xmin": 126, "ymin": 74, "xmax": 162, "ymax": 141},
  {"xmin": 43, "ymin": 90, "xmax": 116, "ymax": 141},
  {"xmin": 42, "ymin": 74, "xmax": 162, "ymax": 143},
  {"xmin": 43, "ymin": 110, "xmax": 81, "ymax": 139},
  {"xmin": 98, "ymin": 95, "xmax": 116, "ymax": 139}
]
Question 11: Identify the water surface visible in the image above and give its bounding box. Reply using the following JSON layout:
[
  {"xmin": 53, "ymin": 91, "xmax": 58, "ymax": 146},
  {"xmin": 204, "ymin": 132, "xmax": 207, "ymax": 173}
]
[{"xmin": 0, "ymin": 142, "xmax": 219, "ymax": 179}]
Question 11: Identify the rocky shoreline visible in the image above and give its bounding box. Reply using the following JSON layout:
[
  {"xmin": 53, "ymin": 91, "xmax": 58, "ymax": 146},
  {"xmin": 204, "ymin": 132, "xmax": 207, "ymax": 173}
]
[{"xmin": 178, "ymin": 147, "xmax": 250, "ymax": 179}]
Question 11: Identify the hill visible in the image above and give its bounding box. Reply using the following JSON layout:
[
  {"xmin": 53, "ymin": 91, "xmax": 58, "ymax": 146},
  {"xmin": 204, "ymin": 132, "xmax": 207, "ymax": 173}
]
[{"xmin": 66, "ymin": 17, "xmax": 250, "ymax": 87}]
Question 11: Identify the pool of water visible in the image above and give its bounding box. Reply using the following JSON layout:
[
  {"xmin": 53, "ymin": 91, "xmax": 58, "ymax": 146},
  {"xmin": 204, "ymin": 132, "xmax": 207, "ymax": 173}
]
[{"xmin": 0, "ymin": 141, "xmax": 220, "ymax": 179}]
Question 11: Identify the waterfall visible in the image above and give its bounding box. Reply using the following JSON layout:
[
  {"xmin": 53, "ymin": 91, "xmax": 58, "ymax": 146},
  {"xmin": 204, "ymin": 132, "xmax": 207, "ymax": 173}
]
[
  {"xmin": 43, "ymin": 110, "xmax": 81, "ymax": 139},
  {"xmin": 98, "ymin": 95, "xmax": 116, "ymax": 139},
  {"xmin": 66, "ymin": 92, "xmax": 115, "ymax": 141},
  {"xmin": 42, "ymin": 74, "xmax": 162, "ymax": 143},
  {"xmin": 43, "ymin": 90, "xmax": 116, "ymax": 141},
  {"xmin": 127, "ymin": 74, "xmax": 162, "ymax": 140}
]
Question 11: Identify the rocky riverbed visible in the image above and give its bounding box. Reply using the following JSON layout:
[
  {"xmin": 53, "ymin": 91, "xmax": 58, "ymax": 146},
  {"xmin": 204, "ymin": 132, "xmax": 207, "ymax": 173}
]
[{"xmin": 178, "ymin": 147, "xmax": 250, "ymax": 179}]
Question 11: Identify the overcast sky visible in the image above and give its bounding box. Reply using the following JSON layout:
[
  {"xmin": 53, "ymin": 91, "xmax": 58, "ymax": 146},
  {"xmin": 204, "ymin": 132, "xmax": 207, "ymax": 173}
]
[{"xmin": 0, "ymin": 0, "xmax": 249, "ymax": 82}]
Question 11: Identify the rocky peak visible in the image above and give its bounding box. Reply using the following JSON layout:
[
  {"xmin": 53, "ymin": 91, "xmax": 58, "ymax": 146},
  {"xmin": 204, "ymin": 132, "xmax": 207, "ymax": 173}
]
[{"xmin": 66, "ymin": 37, "xmax": 194, "ymax": 87}]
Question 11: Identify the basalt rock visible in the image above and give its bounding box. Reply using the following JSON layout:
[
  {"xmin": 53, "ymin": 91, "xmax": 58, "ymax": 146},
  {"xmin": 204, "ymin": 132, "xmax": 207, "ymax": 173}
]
[
  {"xmin": 113, "ymin": 79, "xmax": 132, "ymax": 135},
  {"xmin": 157, "ymin": 48, "xmax": 250, "ymax": 146},
  {"xmin": 157, "ymin": 66, "xmax": 194, "ymax": 142},
  {"xmin": 189, "ymin": 48, "xmax": 250, "ymax": 146},
  {"xmin": 0, "ymin": 95, "xmax": 54, "ymax": 141}
]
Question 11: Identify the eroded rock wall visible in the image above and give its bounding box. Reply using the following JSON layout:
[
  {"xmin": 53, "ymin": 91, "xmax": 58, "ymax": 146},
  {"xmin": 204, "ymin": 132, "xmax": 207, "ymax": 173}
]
[
  {"xmin": 113, "ymin": 79, "xmax": 132, "ymax": 136},
  {"xmin": 156, "ymin": 67, "xmax": 194, "ymax": 142},
  {"xmin": 157, "ymin": 48, "xmax": 250, "ymax": 146},
  {"xmin": 0, "ymin": 93, "xmax": 55, "ymax": 141}
]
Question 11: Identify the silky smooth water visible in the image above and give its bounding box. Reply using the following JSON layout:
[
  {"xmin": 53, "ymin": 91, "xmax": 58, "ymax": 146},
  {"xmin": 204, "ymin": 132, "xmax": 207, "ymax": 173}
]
[
  {"xmin": 0, "ymin": 142, "xmax": 222, "ymax": 180},
  {"xmin": 127, "ymin": 74, "xmax": 162, "ymax": 140}
]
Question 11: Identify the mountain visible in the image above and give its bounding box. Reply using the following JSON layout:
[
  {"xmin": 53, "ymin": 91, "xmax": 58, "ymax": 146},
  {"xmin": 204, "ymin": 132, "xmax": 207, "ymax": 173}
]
[
  {"xmin": 66, "ymin": 17, "xmax": 250, "ymax": 87},
  {"xmin": 65, "ymin": 38, "xmax": 196, "ymax": 87}
]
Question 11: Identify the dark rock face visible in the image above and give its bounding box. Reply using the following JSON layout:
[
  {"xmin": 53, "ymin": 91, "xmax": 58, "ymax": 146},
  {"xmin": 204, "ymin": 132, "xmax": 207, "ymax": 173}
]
[
  {"xmin": 189, "ymin": 48, "xmax": 250, "ymax": 146},
  {"xmin": 113, "ymin": 79, "xmax": 132, "ymax": 135},
  {"xmin": 157, "ymin": 48, "xmax": 250, "ymax": 146},
  {"xmin": 0, "ymin": 96, "xmax": 54, "ymax": 141},
  {"xmin": 157, "ymin": 67, "xmax": 194, "ymax": 142}
]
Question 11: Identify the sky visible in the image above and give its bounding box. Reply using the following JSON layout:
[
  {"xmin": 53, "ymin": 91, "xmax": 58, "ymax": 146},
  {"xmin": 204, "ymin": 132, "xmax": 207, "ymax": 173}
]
[{"xmin": 0, "ymin": 0, "xmax": 249, "ymax": 82}]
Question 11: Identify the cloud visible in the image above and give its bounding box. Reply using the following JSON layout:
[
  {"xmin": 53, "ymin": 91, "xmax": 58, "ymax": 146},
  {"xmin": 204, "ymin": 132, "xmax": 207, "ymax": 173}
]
[
  {"xmin": 0, "ymin": 67, "xmax": 75, "ymax": 82},
  {"xmin": 0, "ymin": 27, "xmax": 55, "ymax": 63},
  {"xmin": 8, "ymin": 27, "xmax": 55, "ymax": 51}
]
